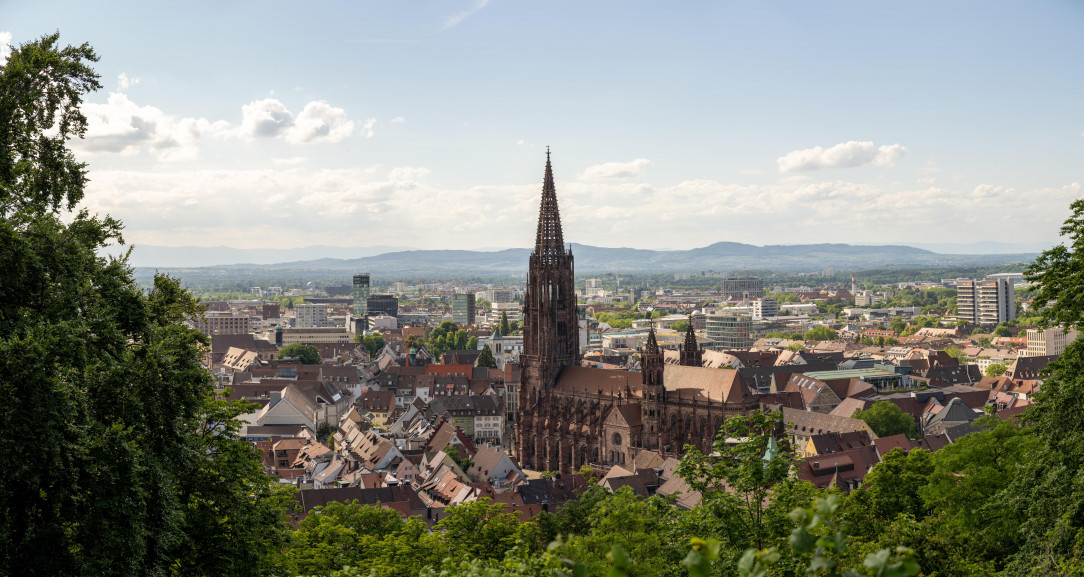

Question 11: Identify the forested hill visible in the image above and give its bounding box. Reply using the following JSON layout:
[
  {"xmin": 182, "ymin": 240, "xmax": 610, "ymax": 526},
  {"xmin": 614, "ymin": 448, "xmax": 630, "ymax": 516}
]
[{"xmin": 134, "ymin": 242, "xmax": 1037, "ymax": 275}]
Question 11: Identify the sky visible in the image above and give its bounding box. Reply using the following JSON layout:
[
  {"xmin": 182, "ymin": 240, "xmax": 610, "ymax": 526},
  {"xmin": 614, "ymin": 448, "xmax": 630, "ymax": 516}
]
[{"xmin": 4, "ymin": 1, "xmax": 1084, "ymax": 255}]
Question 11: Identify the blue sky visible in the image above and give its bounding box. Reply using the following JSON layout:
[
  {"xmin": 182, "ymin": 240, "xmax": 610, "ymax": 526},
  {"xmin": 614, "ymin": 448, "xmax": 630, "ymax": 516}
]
[{"xmin": 4, "ymin": 1, "xmax": 1083, "ymax": 253}]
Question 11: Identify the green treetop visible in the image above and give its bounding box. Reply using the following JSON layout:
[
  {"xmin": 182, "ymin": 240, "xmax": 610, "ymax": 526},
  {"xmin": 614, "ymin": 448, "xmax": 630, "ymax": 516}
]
[
  {"xmin": 0, "ymin": 34, "xmax": 294, "ymax": 577},
  {"xmin": 279, "ymin": 342, "xmax": 321, "ymax": 364},
  {"xmin": 854, "ymin": 401, "xmax": 918, "ymax": 439}
]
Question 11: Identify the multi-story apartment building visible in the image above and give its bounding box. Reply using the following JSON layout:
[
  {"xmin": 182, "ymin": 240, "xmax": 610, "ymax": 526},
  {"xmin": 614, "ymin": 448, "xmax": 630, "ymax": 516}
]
[
  {"xmin": 1025, "ymin": 326, "xmax": 1079, "ymax": 357},
  {"xmin": 956, "ymin": 278, "xmax": 1015, "ymax": 326},
  {"xmin": 195, "ymin": 311, "xmax": 251, "ymax": 336},
  {"xmin": 721, "ymin": 277, "xmax": 764, "ymax": 300},
  {"xmin": 295, "ymin": 303, "xmax": 329, "ymax": 328},
  {"xmin": 489, "ymin": 301, "xmax": 523, "ymax": 326},
  {"xmin": 280, "ymin": 327, "xmax": 353, "ymax": 345},
  {"xmin": 854, "ymin": 290, "xmax": 882, "ymax": 306},
  {"xmin": 451, "ymin": 293, "xmax": 476, "ymax": 326},
  {"xmin": 753, "ymin": 297, "xmax": 778, "ymax": 318}
]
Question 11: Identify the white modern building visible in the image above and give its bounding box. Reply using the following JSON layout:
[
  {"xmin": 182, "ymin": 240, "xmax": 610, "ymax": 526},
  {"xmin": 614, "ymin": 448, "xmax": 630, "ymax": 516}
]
[
  {"xmin": 956, "ymin": 278, "xmax": 1015, "ymax": 326},
  {"xmin": 295, "ymin": 303, "xmax": 329, "ymax": 328},
  {"xmin": 1025, "ymin": 326, "xmax": 1079, "ymax": 357}
]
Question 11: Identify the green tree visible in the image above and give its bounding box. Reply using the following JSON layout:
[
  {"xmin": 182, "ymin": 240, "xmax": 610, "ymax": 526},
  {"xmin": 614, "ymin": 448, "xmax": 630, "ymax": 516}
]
[
  {"xmin": 437, "ymin": 499, "xmax": 524, "ymax": 562},
  {"xmin": 984, "ymin": 362, "xmax": 1007, "ymax": 377},
  {"xmin": 739, "ymin": 496, "xmax": 921, "ymax": 577},
  {"xmin": 0, "ymin": 33, "xmax": 293, "ymax": 576},
  {"xmin": 854, "ymin": 401, "xmax": 917, "ymax": 438},
  {"xmin": 993, "ymin": 325, "xmax": 1012, "ymax": 337},
  {"xmin": 804, "ymin": 326, "xmax": 838, "ymax": 341},
  {"xmin": 476, "ymin": 346, "xmax": 498, "ymax": 369},
  {"xmin": 1000, "ymin": 202, "xmax": 1084, "ymax": 572},
  {"xmin": 467, "ymin": 335, "xmax": 479, "ymax": 351},
  {"xmin": 362, "ymin": 332, "xmax": 386, "ymax": 357},
  {"xmin": 1026, "ymin": 198, "xmax": 1084, "ymax": 330},
  {"xmin": 499, "ymin": 311, "xmax": 511, "ymax": 336},
  {"xmin": 837, "ymin": 448, "xmax": 934, "ymax": 539},
  {"xmin": 278, "ymin": 342, "xmax": 321, "ymax": 364},
  {"xmin": 555, "ymin": 488, "xmax": 681, "ymax": 577},
  {"xmin": 943, "ymin": 345, "xmax": 963, "ymax": 359},
  {"xmin": 444, "ymin": 445, "xmax": 472, "ymax": 471},
  {"xmin": 676, "ymin": 411, "xmax": 794, "ymax": 550},
  {"xmin": 919, "ymin": 417, "xmax": 1039, "ymax": 565},
  {"xmin": 672, "ymin": 320, "xmax": 690, "ymax": 333},
  {"xmin": 285, "ymin": 500, "xmax": 440, "ymax": 576}
]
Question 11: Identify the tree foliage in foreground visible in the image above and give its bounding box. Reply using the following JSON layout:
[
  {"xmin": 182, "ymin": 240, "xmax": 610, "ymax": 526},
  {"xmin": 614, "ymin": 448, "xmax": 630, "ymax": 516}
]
[{"xmin": 0, "ymin": 33, "xmax": 294, "ymax": 577}]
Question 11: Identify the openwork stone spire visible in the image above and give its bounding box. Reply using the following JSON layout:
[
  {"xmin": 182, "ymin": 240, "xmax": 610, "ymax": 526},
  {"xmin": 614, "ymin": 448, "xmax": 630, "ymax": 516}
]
[
  {"xmin": 534, "ymin": 147, "xmax": 566, "ymax": 264},
  {"xmin": 679, "ymin": 313, "xmax": 703, "ymax": 367},
  {"xmin": 645, "ymin": 325, "xmax": 661, "ymax": 355}
]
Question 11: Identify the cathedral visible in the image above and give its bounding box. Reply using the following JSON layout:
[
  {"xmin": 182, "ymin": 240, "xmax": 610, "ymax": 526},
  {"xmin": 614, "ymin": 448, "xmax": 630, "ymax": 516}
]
[{"xmin": 514, "ymin": 152, "xmax": 759, "ymax": 473}]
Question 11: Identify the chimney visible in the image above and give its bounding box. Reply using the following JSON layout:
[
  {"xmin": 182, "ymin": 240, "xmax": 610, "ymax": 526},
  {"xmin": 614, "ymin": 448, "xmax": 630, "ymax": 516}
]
[{"xmin": 270, "ymin": 390, "xmax": 282, "ymax": 406}]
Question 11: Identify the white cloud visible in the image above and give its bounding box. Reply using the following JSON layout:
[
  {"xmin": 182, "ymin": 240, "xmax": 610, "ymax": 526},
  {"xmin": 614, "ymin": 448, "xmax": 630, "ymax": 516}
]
[
  {"xmin": 388, "ymin": 166, "xmax": 430, "ymax": 181},
  {"xmin": 73, "ymin": 92, "xmax": 365, "ymax": 160},
  {"xmin": 777, "ymin": 141, "xmax": 907, "ymax": 173},
  {"xmin": 287, "ymin": 101, "xmax": 354, "ymax": 143},
  {"xmin": 442, "ymin": 0, "xmax": 490, "ymax": 30},
  {"xmin": 78, "ymin": 160, "xmax": 1078, "ymax": 250},
  {"xmin": 579, "ymin": 158, "xmax": 651, "ymax": 180},
  {"xmin": 117, "ymin": 73, "xmax": 140, "ymax": 91},
  {"xmin": 973, "ymin": 184, "xmax": 1012, "ymax": 198},
  {"xmin": 272, "ymin": 156, "xmax": 307, "ymax": 166},
  {"xmin": 361, "ymin": 118, "xmax": 377, "ymax": 139},
  {"xmin": 75, "ymin": 92, "xmax": 229, "ymax": 162},
  {"xmin": 238, "ymin": 98, "xmax": 294, "ymax": 139},
  {"xmin": 0, "ymin": 32, "xmax": 12, "ymax": 65},
  {"xmin": 235, "ymin": 98, "xmax": 357, "ymax": 143},
  {"xmin": 390, "ymin": 116, "xmax": 405, "ymax": 124}
]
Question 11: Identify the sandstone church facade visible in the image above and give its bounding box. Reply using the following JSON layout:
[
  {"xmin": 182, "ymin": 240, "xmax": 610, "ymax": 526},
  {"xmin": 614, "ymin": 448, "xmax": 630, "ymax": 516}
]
[{"xmin": 514, "ymin": 152, "xmax": 759, "ymax": 473}]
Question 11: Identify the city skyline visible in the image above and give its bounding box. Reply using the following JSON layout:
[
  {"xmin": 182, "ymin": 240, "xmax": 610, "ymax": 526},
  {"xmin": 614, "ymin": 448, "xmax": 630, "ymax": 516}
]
[{"xmin": 4, "ymin": 1, "xmax": 1083, "ymax": 255}]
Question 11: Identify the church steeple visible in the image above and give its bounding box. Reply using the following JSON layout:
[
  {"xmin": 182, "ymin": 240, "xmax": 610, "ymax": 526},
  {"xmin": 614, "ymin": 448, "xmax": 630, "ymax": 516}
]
[
  {"xmin": 679, "ymin": 313, "xmax": 703, "ymax": 367},
  {"xmin": 644, "ymin": 325, "xmax": 660, "ymax": 356},
  {"xmin": 517, "ymin": 149, "xmax": 581, "ymax": 471},
  {"xmin": 535, "ymin": 147, "xmax": 566, "ymax": 263}
]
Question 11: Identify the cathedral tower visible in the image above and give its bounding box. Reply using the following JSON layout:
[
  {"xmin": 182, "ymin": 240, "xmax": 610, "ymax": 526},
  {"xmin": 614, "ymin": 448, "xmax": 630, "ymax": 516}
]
[
  {"xmin": 640, "ymin": 326, "xmax": 665, "ymax": 450},
  {"xmin": 516, "ymin": 150, "xmax": 580, "ymax": 468}
]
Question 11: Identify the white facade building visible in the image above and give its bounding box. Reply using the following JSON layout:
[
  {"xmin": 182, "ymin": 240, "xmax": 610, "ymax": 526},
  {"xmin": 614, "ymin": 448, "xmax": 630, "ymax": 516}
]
[{"xmin": 295, "ymin": 303, "xmax": 329, "ymax": 328}]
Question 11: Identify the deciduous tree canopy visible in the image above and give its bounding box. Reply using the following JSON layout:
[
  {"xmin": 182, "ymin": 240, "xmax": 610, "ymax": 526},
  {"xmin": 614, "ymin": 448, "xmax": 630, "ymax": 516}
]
[{"xmin": 0, "ymin": 34, "xmax": 293, "ymax": 577}]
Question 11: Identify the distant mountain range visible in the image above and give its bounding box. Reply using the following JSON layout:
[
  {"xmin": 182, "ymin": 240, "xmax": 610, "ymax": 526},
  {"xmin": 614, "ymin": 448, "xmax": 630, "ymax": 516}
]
[
  {"xmin": 106, "ymin": 244, "xmax": 415, "ymax": 268},
  {"xmin": 122, "ymin": 242, "xmax": 1042, "ymax": 276}
]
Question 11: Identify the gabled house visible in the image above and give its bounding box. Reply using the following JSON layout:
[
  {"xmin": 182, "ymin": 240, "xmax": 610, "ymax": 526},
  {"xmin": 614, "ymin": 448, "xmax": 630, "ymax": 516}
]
[{"xmin": 466, "ymin": 445, "xmax": 525, "ymax": 487}]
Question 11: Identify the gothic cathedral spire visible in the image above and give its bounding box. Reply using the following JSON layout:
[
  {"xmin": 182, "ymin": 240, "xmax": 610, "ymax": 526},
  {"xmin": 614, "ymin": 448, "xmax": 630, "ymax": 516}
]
[
  {"xmin": 679, "ymin": 313, "xmax": 703, "ymax": 367},
  {"xmin": 535, "ymin": 147, "xmax": 566, "ymax": 263},
  {"xmin": 517, "ymin": 150, "xmax": 581, "ymax": 469}
]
